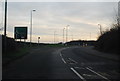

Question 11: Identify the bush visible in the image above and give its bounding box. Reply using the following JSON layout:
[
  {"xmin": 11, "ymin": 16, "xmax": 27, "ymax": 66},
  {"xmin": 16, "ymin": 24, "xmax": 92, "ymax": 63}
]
[
  {"xmin": 95, "ymin": 25, "xmax": 120, "ymax": 54},
  {"xmin": 2, "ymin": 35, "xmax": 19, "ymax": 54}
]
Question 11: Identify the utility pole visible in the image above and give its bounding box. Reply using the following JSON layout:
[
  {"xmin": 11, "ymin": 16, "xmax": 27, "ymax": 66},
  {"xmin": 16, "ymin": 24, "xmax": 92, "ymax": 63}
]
[{"xmin": 4, "ymin": 0, "xmax": 7, "ymax": 54}]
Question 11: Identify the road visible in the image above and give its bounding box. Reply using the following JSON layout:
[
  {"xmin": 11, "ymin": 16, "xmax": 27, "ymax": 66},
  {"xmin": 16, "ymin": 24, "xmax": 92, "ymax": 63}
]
[{"xmin": 3, "ymin": 46, "xmax": 119, "ymax": 81}]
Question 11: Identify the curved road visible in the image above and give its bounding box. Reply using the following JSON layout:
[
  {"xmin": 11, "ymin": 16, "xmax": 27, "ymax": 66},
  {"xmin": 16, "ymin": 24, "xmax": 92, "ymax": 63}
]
[
  {"xmin": 60, "ymin": 46, "xmax": 119, "ymax": 81},
  {"xmin": 3, "ymin": 46, "xmax": 119, "ymax": 81}
]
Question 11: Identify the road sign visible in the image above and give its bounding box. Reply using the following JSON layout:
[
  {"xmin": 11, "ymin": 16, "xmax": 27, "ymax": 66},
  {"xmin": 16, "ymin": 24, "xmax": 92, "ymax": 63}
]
[{"xmin": 14, "ymin": 27, "xmax": 27, "ymax": 39}]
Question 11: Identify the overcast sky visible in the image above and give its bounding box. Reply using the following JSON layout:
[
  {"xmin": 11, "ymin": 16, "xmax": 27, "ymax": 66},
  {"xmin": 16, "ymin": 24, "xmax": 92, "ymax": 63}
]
[{"xmin": 0, "ymin": 1, "xmax": 119, "ymax": 43}]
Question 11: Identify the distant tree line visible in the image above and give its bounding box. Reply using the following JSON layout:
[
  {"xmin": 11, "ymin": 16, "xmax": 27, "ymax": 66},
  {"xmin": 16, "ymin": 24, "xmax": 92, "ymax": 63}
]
[
  {"xmin": 66, "ymin": 40, "xmax": 96, "ymax": 46},
  {"xmin": 95, "ymin": 24, "xmax": 120, "ymax": 54}
]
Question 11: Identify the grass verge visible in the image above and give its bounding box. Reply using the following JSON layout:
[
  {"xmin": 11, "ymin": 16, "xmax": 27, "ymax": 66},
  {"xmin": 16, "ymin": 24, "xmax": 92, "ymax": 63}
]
[{"xmin": 3, "ymin": 45, "xmax": 31, "ymax": 66}]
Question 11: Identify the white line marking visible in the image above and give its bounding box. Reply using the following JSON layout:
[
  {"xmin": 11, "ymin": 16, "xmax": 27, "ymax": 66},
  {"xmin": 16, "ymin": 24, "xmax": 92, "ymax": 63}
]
[
  {"xmin": 74, "ymin": 67, "xmax": 80, "ymax": 69},
  {"xmin": 60, "ymin": 53, "xmax": 62, "ymax": 57},
  {"xmin": 62, "ymin": 58, "xmax": 66, "ymax": 64},
  {"xmin": 83, "ymin": 74, "xmax": 92, "ymax": 77},
  {"xmin": 70, "ymin": 68, "xmax": 86, "ymax": 81},
  {"xmin": 75, "ymin": 67, "xmax": 85, "ymax": 69},
  {"xmin": 69, "ymin": 58, "xmax": 78, "ymax": 63},
  {"xmin": 86, "ymin": 67, "xmax": 110, "ymax": 81},
  {"xmin": 60, "ymin": 53, "xmax": 66, "ymax": 64}
]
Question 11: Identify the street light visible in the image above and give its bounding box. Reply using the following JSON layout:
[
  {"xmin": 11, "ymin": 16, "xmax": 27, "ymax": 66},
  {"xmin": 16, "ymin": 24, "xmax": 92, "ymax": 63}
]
[
  {"xmin": 98, "ymin": 24, "xmax": 102, "ymax": 35},
  {"xmin": 54, "ymin": 31, "xmax": 56, "ymax": 43},
  {"xmin": 30, "ymin": 9, "xmax": 36, "ymax": 46},
  {"xmin": 4, "ymin": 0, "xmax": 7, "ymax": 54},
  {"xmin": 66, "ymin": 25, "xmax": 70, "ymax": 42},
  {"xmin": 90, "ymin": 32, "xmax": 91, "ymax": 40},
  {"xmin": 38, "ymin": 37, "xmax": 40, "ymax": 45},
  {"xmin": 63, "ymin": 28, "xmax": 65, "ymax": 43}
]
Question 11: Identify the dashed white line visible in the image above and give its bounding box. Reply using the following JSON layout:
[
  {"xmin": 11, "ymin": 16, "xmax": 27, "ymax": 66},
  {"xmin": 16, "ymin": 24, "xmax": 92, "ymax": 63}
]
[
  {"xmin": 60, "ymin": 53, "xmax": 66, "ymax": 64},
  {"xmin": 60, "ymin": 53, "xmax": 62, "ymax": 57},
  {"xmin": 74, "ymin": 67, "xmax": 85, "ymax": 69},
  {"xmin": 74, "ymin": 67, "xmax": 80, "ymax": 69},
  {"xmin": 70, "ymin": 67, "xmax": 86, "ymax": 81},
  {"xmin": 62, "ymin": 58, "xmax": 66, "ymax": 64},
  {"xmin": 86, "ymin": 67, "xmax": 110, "ymax": 81},
  {"xmin": 68, "ymin": 58, "xmax": 78, "ymax": 64}
]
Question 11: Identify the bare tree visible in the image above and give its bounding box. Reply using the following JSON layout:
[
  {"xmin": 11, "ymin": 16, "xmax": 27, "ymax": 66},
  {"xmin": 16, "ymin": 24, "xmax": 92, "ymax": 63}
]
[{"xmin": 118, "ymin": 1, "xmax": 120, "ymax": 25}]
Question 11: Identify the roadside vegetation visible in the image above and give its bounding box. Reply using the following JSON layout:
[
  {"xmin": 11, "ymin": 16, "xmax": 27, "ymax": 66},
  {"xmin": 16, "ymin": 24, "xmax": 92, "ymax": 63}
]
[
  {"xmin": 2, "ymin": 36, "xmax": 65, "ymax": 65},
  {"xmin": 95, "ymin": 23, "xmax": 119, "ymax": 54},
  {"xmin": 2, "ymin": 36, "xmax": 31, "ymax": 65}
]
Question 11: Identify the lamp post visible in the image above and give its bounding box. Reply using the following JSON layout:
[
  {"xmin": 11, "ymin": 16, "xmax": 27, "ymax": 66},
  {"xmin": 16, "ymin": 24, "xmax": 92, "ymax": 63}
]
[
  {"xmin": 4, "ymin": 0, "xmax": 7, "ymax": 54},
  {"xmin": 66, "ymin": 25, "xmax": 70, "ymax": 43},
  {"xmin": 4, "ymin": 0, "xmax": 7, "ymax": 37},
  {"xmin": 63, "ymin": 28, "xmax": 65, "ymax": 43},
  {"xmin": 30, "ymin": 9, "xmax": 36, "ymax": 46},
  {"xmin": 54, "ymin": 31, "xmax": 56, "ymax": 43},
  {"xmin": 71, "ymin": 33, "xmax": 73, "ymax": 41},
  {"xmin": 38, "ymin": 37, "xmax": 40, "ymax": 45},
  {"xmin": 98, "ymin": 24, "xmax": 102, "ymax": 35},
  {"xmin": 90, "ymin": 32, "xmax": 91, "ymax": 40}
]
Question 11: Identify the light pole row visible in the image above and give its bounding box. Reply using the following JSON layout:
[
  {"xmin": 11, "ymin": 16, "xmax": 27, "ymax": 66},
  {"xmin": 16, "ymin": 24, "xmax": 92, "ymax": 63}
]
[{"xmin": 63, "ymin": 25, "xmax": 70, "ymax": 43}]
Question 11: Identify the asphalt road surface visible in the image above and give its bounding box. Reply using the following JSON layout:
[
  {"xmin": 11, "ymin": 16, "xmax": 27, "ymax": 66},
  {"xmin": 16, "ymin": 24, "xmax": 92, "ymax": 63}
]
[{"xmin": 3, "ymin": 46, "xmax": 120, "ymax": 81}]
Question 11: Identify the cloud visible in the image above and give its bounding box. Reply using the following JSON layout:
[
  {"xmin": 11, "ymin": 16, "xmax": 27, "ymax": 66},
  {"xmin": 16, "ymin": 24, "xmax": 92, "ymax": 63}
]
[{"xmin": 1, "ymin": 2, "xmax": 118, "ymax": 43}]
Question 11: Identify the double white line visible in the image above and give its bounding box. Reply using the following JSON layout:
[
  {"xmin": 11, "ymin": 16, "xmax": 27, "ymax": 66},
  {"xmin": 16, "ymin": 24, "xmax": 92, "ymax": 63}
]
[
  {"xmin": 60, "ymin": 53, "xmax": 110, "ymax": 81},
  {"xmin": 60, "ymin": 53, "xmax": 86, "ymax": 81},
  {"xmin": 71, "ymin": 67, "xmax": 86, "ymax": 81},
  {"xmin": 86, "ymin": 67, "xmax": 110, "ymax": 81}
]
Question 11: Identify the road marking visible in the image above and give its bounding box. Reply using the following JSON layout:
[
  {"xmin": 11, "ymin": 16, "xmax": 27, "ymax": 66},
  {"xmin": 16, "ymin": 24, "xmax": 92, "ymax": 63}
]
[
  {"xmin": 83, "ymin": 74, "xmax": 92, "ymax": 77},
  {"xmin": 75, "ymin": 67, "xmax": 85, "ymax": 69},
  {"xmin": 70, "ymin": 67, "xmax": 86, "ymax": 81},
  {"xmin": 68, "ymin": 58, "xmax": 78, "ymax": 64},
  {"xmin": 60, "ymin": 53, "xmax": 62, "ymax": 57},
  {"xmin": 60, "ymin": 53, "xmax": 66, "ymax": 64},
  {"xmin": 62, "ymin": 58, "xmax": 66, "ymax": 64},
  {"xmin": 86, "ymin": 67, "xmax": 110, "ymax": 81},
  {"xmin": 87, "ymin": 66, "xmax": 93, "ymax": 69},
  {"xmin": 74, "ymin": 67, "xmax": 80, "ymax": 69}
]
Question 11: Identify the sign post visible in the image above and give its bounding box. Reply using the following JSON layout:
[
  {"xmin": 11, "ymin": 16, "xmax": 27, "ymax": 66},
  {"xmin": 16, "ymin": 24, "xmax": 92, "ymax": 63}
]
[{"xmin": 38, "ymin": 37, "xmax": 40, "ymax": 45}]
